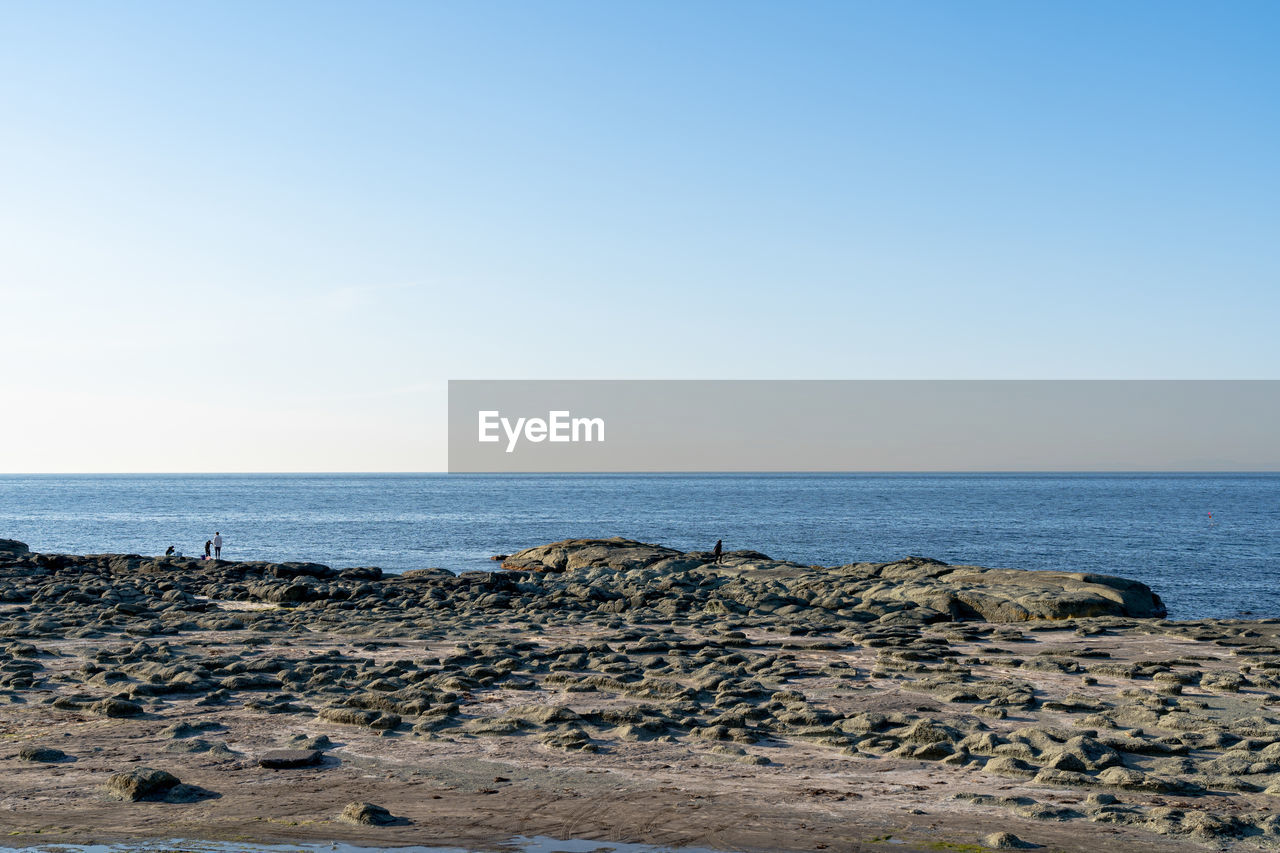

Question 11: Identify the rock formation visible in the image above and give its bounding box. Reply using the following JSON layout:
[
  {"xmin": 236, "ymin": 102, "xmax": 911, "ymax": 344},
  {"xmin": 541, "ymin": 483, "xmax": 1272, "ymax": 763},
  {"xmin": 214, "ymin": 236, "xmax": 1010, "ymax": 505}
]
[{"xmin": 502, "ymin": 537, "xmax": 1167, "ymax": 622}]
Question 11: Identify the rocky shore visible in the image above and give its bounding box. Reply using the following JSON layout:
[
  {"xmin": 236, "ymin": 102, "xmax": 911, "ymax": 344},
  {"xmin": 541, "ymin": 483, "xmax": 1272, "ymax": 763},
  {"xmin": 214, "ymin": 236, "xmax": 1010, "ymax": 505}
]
[{"xmin": 1, "ymin": 536, "xmax": 1279, "ymax": 850}]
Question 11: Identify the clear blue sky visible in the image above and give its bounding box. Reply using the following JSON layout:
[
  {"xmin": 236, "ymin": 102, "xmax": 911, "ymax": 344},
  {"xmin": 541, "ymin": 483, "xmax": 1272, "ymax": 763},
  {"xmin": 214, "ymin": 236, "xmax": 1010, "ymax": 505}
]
[{"xmin": 1, "ymin": 1, "xmax": 1277, "ymax": 471}]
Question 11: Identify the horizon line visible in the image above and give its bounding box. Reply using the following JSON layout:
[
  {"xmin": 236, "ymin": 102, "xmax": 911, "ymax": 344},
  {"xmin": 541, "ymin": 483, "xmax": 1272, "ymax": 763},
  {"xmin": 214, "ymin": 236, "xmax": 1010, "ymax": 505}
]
[{"xmin": 4, "ymin": 470, "xmax": 1280, "ymax": 476}]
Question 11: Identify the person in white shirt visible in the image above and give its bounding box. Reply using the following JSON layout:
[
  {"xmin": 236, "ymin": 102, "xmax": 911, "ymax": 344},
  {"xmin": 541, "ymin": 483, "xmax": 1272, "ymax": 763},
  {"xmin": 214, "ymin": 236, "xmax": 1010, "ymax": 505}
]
[{"xmin": 213, "ymin": 532, "xmax": 223, "ymax": 559}]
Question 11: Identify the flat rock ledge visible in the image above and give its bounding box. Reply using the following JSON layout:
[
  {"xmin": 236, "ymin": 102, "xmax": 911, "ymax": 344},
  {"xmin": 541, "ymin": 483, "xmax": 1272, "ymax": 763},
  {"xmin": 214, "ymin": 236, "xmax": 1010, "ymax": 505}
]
[
  {"xmin": 258, "ymin": 748, "xmax": 322, "ymax": 769},
  {"xmin": 502, "ymin": 537, "xmax": 1167, "ymax": 623},
  {"xmin": 0, "ymin": 536, "xmax": 1165, "ymax": 630}
]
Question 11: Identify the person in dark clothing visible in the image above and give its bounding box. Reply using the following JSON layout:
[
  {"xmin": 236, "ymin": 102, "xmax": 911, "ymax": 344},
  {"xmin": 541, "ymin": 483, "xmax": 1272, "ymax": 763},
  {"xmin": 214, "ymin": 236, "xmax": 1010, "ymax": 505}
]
[
  {"xmin": 712, "ymin": 539, "xmax": 723, "ymax": 564},
  {"xmin": 164, "ymin": 545, "xmax": 175, "ymax": 557},
  {"xmin": 204, "ymin": 540, "xmax": 212, "ymax": 559}
]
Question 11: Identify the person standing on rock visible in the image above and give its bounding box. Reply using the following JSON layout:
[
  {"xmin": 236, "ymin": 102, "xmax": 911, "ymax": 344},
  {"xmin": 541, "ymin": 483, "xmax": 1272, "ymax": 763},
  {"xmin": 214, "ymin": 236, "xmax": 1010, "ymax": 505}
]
[
  {"xmin": 213, "ymin": 531, "xmax": 223, "ymax": 559},
  {"xmin": 204, "ymin": 539, "xmax": 212, "ymax": 559},
  {"xmin": 712, "ymin": 539, "xmax": 723, "ymax": 564}
]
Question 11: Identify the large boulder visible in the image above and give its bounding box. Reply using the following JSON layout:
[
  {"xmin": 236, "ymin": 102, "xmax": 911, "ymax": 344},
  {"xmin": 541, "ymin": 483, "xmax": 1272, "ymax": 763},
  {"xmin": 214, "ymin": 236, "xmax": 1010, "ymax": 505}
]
[
  {"xmin": 0, "ymin": 539, "xmax": 31, "ymax": 558},
  {"xmin": 933, "ymin": 568, "xmax": 1165, "ymax": 619},
  {"xmin": 849, "ymin": 565, "xmax": 1167, "ymax": 622},
  {"xmin": 503, "ymin": 538, "xmax": 685, "ymax": 573},
  {"xmin": 339, "ymin": 801, "xmax": 401, "ymax": 825},
  {"xmin": 18, "ymin": 745, "xmax": 66, "ymax": 762},
  {"xmin": 103, "ymin": 767, "xmax": 215, "ymax": 803},
  {"xmin": 104, "ymin": 767, "xmax": 180, "ymax": 801}
]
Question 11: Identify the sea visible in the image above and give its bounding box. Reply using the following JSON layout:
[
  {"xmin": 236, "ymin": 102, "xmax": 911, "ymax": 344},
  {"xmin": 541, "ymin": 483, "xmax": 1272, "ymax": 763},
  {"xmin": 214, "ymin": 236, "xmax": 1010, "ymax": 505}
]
[{"xmin": 0, "ymin": 473, "xmax": 1275, "ymax": 621}]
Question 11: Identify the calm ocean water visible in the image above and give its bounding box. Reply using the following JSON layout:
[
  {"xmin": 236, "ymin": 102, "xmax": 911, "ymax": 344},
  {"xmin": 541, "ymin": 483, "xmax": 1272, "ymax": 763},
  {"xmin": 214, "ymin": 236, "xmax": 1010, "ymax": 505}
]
[{"xmin": 0, "ymin": 473, "xmax": 1275, "ymax": 621}]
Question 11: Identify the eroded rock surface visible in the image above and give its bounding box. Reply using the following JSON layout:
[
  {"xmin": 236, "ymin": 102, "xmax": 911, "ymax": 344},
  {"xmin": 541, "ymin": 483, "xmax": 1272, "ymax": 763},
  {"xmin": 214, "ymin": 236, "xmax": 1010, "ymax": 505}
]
[
  {"xmin": 2, "ymin": 538, "xmax": 1276, "ymax": 852},
  {"xmin": 504, "ymin": 538, "xmax": 1167, "ymax": 622}
]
